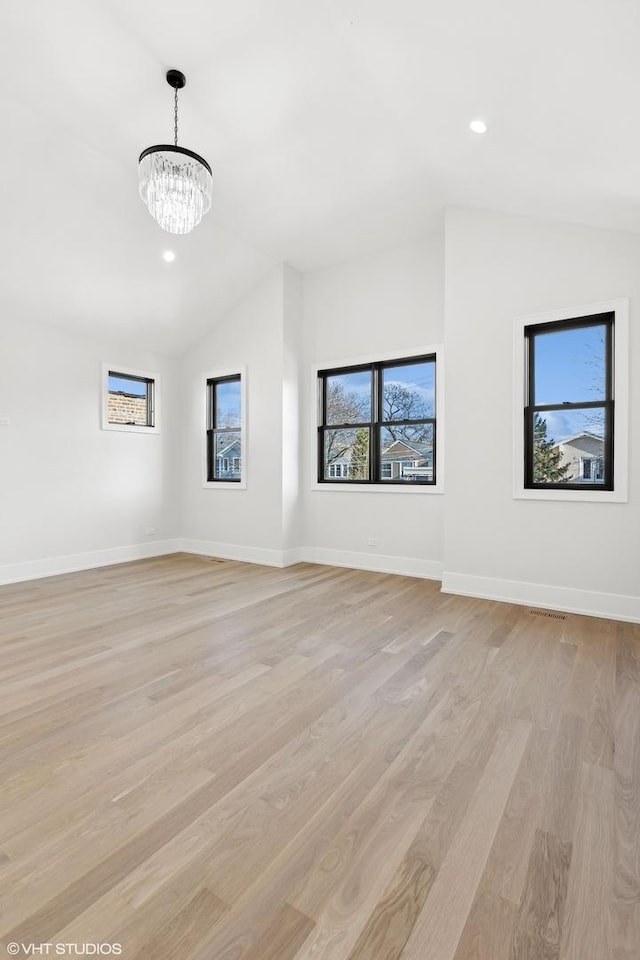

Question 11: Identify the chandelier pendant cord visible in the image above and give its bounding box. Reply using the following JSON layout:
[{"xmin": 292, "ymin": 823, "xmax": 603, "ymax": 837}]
[{"xmin": 174, "ymin": 87, "xmax": 179, "ymax": 147}]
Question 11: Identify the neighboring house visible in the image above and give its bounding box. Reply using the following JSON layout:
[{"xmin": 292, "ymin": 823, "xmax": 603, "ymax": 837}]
[
  {"xmin": 326, "ymin": 437, "xmax": 433, "ymax": 480},
  {"xmin": 380, "ymin": 439, "xmax": 433, "ymax": 480},
  {"xmin": 216, "ymin": 438, "xmax": 242, "ymax": 479},
  {"xmin": 553, "ymin": 432, "xmax": 605, "ymax": 482},
  {"xmin": 107, "ymin": 390, "xmax": 147, "ymax": 425},
  {"xmin": 326, "ymin": 458, "xmax": 351, "ymax": 478}
]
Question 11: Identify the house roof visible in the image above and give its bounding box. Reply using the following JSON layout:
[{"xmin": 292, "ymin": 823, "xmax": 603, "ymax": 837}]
[
  {"xmin": 555, "ymin": 431, "xmax": 605, "ymax": 447},
  {"xmin": 216, "ymin": 439, "xmax": 242, "ymax": 458},
  {"xmin": 381, "ymin": 439, "xmax": 433, "ymax": 458}
]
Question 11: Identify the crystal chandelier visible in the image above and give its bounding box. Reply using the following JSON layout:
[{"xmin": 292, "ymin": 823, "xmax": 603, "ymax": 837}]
[{"xmin": 138, "ymin": 70, "xmax": 213, "ymax": 235}]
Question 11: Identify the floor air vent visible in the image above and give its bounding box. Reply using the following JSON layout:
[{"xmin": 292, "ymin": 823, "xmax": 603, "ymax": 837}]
[{"xmin": 529, "ymin": 609, "xmax": 566, "ymax": 621}]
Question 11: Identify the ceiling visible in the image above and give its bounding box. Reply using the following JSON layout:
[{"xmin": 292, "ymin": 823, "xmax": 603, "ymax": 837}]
[{"xmin": 2, "ymin": 0, "xmax": 640, "ymax": 353}]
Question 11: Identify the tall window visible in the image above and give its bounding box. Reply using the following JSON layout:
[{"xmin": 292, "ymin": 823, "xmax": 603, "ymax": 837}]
[
  {"xmin": 524, "ymin": 313, "xmax": 613, "ymax": 490},
  {"xmin": 318, "ymin": 355, "xmax": 436, "ymax": 485},
  {"xmin": 206, "ymin": 374, "xmax": 242, "ymax": 482}
]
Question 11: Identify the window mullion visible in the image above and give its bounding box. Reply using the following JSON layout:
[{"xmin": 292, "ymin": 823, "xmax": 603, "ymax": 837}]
[{"xmin": 373, "ymin": 364, "xmax": 380, "ymax": 481}]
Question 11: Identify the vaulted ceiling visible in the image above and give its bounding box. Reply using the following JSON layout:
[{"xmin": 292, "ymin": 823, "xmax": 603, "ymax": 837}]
[{"xmin": 3, "ymin": 0, "xmax": 640, "ymax": 352}]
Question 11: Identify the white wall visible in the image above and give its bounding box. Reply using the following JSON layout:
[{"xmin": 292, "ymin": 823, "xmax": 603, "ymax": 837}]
[
  {"xmin": 0, "ymin": 316, "xmax": 178, "ymax": 583},
  {"xmin": 443, "ymin": 207, "xmax": 640, "ymax": 619},
  {"xmin": 178, "ymin": 267, "xmax": 289, "ymax": 563},
  {"xmin": 176, "ymin": 239, "xmax": 445, "ymax": 578},
  {"xmin": 4, "ymin": 213, "xmax": 638, "ymax": 622},
  {"xmin": 300, "ymin": 238, "xmax": 445, "ymax": 578},
  {"xmin": 282, "ymin": 264, "xmax": 305, "ymax": 556}
]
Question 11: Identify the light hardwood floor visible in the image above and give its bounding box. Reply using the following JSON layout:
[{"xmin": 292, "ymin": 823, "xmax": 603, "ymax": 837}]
[{"xmin": 0, "ymin": 554, "xmax": 638, "ymax": 960}]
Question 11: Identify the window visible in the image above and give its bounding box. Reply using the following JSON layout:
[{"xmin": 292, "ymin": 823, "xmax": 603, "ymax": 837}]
[
  {"xmin": 318, "ymin": 354, "xmax": 436, "ymax": 485},
  {"xmin": 102, "ymin": 365, "xmax": 159, "ymax": 432},
  {"xmin": 580, "ymin": 456, "xmax": 604, "ymax": 481},
  {"xmin": 524, "ymin": 313, "xmax": 613, "ymax": 491},
  {"xmin": 206, "ymin": 374, "xmax": 242, "ymax": 482}
]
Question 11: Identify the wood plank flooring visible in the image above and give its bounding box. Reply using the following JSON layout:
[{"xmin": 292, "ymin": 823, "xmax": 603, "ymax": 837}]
[{"xmin": 0, "ymin": 554, "xmax": 638, "ymax": 960}]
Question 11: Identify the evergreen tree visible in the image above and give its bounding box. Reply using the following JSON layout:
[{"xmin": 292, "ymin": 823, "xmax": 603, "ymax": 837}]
[
  {"xmin": 350, "ymin": 428, "xmax": 369, "ymax": 479},
  {"xmin": 533, "ymin": 414, "xmax": 571, "ymax": 482}
]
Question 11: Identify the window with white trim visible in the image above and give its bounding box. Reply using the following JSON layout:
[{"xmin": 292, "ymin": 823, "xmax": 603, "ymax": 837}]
[
  {"xmin": 206, "ymin": 374, "xmax": 242, "ymax": 482},
  {"xmin": 514, "ymin": 298, "xmax": 628, "ymax": 503},
  {"xmin": 318, "ymin": 354, "xmax": 436, "ymax": 485},
  {"xmin": 102, "ymin": 365, "xmax": 159, "ymax": 433},
  {"xmin": 524, "ymin": 313, "xmax": 613, "ymax": 490}
]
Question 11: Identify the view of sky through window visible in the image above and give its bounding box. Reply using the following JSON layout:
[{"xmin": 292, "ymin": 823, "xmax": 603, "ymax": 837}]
[
  {"xmin": 108, "ymin": 374, "xmax": 148, "ymax": 397},
  {"xmin": 382, "ymin": 361, "xmax": 435, "ymax": 420},
  {"xmin": 325, "ymin": 371, "xmax": 372, "ymax": 424},
  {"xmin": 533, "ymin": 324, "xmax": 606, "ymax": 442},
  {"xmin": 215, "ymin": 379, "xmax": 242, "ymax": 428}
]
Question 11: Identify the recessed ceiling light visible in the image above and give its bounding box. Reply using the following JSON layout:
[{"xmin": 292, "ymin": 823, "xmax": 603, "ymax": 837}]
[
  {"xmin": 162, "ymin": 251, "xmax": 176, "ymax": 263},
  {"xmin": 470, "ymin": 119, "xmax": 488, "ymax": 134}
]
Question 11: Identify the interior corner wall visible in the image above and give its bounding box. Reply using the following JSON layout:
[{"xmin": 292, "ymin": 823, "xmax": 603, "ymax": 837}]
[
  {"xmin": 178, "ymin": 267, "xmax": 288, "ymax": 565},
  {"xmin": 442, "ymin": 207, "xmax": 640, "ymax": 620},
  {"xmin": 0, "ymin": 316, "xmax": 178, "ymax": 584},
  {"xmin": 282, "ymin": 264, "xmax": 304, "ymax": 558},
  {"xmin": 300, "ymin": 238, "xmax": 445, "ymax": 578}
]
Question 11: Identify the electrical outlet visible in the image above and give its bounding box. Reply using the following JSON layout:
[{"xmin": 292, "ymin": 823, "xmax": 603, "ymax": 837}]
[
  {"xmin": 367, "ymin": 537, "xmax": 379, "ymax": 546},
  {"xmin": 0, "ymin": 417, "xmax": 9, "ymax": 427},
  {"xmin": 145, "ymin": 527, "xmax": 156, "ymax": 536}
]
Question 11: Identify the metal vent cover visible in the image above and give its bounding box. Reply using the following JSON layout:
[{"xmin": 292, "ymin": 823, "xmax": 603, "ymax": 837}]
[{"xmin": 529, "ymin": 609, "xmax": 567, "ymax": 621}]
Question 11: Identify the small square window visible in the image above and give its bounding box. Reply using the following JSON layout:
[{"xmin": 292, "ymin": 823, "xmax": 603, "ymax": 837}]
[{"xmin": 102, "ymin": 366, "xmax": 159, "ymax": 432}]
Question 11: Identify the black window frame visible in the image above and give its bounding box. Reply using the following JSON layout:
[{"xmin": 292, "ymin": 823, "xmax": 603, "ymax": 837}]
[
  {"xmin": 524, "ymin": 312, "xmax": 614, "ymax": 491},
  {"xmin": 318, "ymin": 354, "xmax": 437, "ymax": 486},
  {"xmin": 206, "ymin": 373, "xmax": 242, "ymax": 483},
  {"xmin": 107, "ymin": 370, "xmax": 155, "ymax": 428}
]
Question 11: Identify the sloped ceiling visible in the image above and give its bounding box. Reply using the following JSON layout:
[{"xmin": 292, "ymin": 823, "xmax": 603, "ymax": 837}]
[{"xmin": 2, "ymin": 0, "xmax": 640, "ymax": 353}]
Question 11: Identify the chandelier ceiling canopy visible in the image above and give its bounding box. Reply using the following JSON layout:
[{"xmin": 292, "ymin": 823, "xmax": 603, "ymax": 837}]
[{"xmin": 138, "ymin": 70, "xmax": 213, "ymax": 235}]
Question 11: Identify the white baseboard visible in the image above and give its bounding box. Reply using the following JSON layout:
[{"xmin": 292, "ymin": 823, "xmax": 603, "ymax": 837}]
[
  {"xmin": 0, "ymin": 537, "xmax": 441, "ymax": 586},
  {"xmin": 0, "ymin": 539, "xmax": 181, "ymax": 586},
  {"xmin": 180, "ymin": 538, "xmax": 294, "ymax": 568},
  {"xmin": 179, "ymin": 540, "xmax": 442, "ymax": 580},
  {"xmin": 281, "ymin": 548, "xmax": 307, "ymax": 567},
  {"xmin": 10, "ymin": 544, "xmax": 634, "ymax": 624},
  {"xmin": 441, "ymin": 571, "xmax": 640, "ymax": 623},
  {"xmin": 304, "ymin": 547, "xmax": 443, "ymax": 581}
]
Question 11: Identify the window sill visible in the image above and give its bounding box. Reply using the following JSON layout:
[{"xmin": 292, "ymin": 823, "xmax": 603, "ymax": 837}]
[
  {"xmin": 102, "ymin": 423, "xmax": 159, "ymax": 435},
  {"xmin": 311, "ymin": 482, "xmax": 443, "ymax": 495},
  {"xmin": 513, "ymin": 487, "xmax": 627, "ymax": 503},
  {"xmin": 202, "ymin": 480, "xmax": 247, "ymax": 490}
]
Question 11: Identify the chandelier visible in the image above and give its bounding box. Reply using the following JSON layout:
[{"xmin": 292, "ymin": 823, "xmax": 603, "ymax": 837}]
[{"xmin": 138, "ymin": 70, "xmax": 213, "ymax": 235}]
